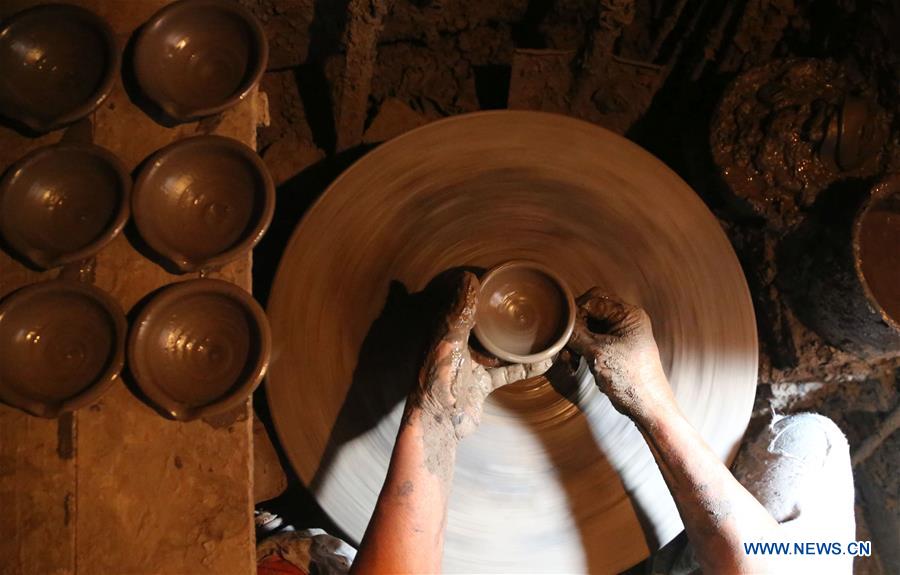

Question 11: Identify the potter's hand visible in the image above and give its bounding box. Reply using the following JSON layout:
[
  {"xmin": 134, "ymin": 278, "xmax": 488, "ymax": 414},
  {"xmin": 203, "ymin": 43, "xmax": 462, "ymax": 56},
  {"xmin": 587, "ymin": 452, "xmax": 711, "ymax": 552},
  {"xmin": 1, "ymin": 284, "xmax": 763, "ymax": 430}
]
[
  {"xmin": 412, "ymin": 271, "xmax": 552, "ymax": 439},
  {"xmin": 566, "ymin": 288, "xmax": 673, "ymax": 420}
]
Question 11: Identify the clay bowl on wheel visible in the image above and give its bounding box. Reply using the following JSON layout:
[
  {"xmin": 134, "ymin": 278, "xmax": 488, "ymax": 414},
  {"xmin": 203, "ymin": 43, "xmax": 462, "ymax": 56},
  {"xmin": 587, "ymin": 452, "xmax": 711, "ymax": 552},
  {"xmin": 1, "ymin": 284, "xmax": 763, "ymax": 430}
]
[
  {"xmin": 128, "ymin": 278, "xmax": 270, "ymax": 420},
  {"xmin": 0, "ymin": 281, "xmax": 126, "ymax": 418},
  {"xmin": 474, "ymin": 260, "xmax": 575, "ymax": 364},
  {"xmin": 132, "ymin": 135, "xmax": 275, "ymax": 272},
  {"xmin": 0, "ymin": 143, "xmax": 131, "ymax": 269},
  {"xmin": 133, "ymin": 0, "xmax": 267, "ymax": 122},
  {"xmin": 0, "ymin": 4, "xmax": 119, "ymax": 133}
]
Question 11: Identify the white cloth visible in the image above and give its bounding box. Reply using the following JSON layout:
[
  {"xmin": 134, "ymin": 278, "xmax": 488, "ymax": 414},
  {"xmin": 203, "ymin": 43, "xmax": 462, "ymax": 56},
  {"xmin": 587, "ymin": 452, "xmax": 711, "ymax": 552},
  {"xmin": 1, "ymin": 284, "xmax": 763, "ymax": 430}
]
[{"xmin": 670, "ymin": 412, "xmax": 856, "ymax": 574}]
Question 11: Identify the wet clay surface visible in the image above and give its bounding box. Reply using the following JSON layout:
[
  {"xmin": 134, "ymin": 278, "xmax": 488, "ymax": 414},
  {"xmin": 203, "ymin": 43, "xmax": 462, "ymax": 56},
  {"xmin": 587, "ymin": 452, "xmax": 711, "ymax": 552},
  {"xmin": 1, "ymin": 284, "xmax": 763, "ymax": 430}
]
[
  {"xmin": 475, "ymin": 261, "xmax": 572, "ymax": 360},
  {"xmin": 0, "ymin": 281, "xmax": 125, "ymax": 417},
  {"xmin": 0, "ymin": 143, "xmax": 130, "ymax": 269},
  {"xmin": 132, "ymin": 135, "xmax": 274, "ymax": 272},
  {"xmin": 858, "ymin": 189, "xmax": 900, "ymax": 325},
  {"xmin": 0, "ymin": 4, "xmax": 117, "ymax": 132},
  {"xmin": 266, "ymin": 112, "xmax": 758, "ymax": 572},
  {"xmin": 133, "ymin": 0, "xmax": 267, "ymax": 121},
  {"xmin": 711, "ymin": 59, "xmax": 887, "ymax": 226},
  {"xmin": 128, "ymin": 278, "xmax": 270, "ymax": 420}
]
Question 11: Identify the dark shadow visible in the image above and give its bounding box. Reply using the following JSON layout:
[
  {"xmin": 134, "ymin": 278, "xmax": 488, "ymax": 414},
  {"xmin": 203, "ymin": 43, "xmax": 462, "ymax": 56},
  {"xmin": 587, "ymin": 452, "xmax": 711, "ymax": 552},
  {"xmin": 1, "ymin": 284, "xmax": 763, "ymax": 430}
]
[
  {"xmin": 307, "ymin": 267, "xmax": 483, "ymax": 495},
  {"xmin": 0, "ymin": 114, "xmax": 46, "ymax": 138},
  {"xmin": 253, "ymin": 144, "xmax": 374, "ymax": 307},
  {"xmin": 296, "ymin": 0, "xmax": 353, "ymax": 154},
  {"xmin": 251, "ymin": 266, "xmax": 479, "ymax": 542},
  {"xmin": 252, "ymin": 375, "xmax": 350, "ymax": 540},
  {"xmin": 776, "ymin": 177, "xmax": 869, "ymax": 300},
  {"xmin": 249, "ymin": 144, "xmax": 376, "ymax": 541},
  {"xmin": 775, "ymin": 178, "xmax": 871, "ymax": 350},
  {"xmin": 511, "ymin": 0, "xmax": 554, "ymax": 48},
  {"xmin": 474, "ymin": 65, "xmax": 512, "ymax": 110},
  {"xmin": 0, "ymin": 234, "xmax": 44, "ymax": 272}
]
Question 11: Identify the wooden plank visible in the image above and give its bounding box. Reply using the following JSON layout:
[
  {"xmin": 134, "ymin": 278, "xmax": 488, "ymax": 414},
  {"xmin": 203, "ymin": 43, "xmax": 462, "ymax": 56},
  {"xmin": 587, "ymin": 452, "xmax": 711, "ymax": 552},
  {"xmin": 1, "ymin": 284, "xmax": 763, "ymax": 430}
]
[
  {"xmin": 0, "ymin": 412, "xmax": 76, "ymax": 575},
  {"xmin": 0, "ymin": 1, "xmax": 261, "ymax": 573}
]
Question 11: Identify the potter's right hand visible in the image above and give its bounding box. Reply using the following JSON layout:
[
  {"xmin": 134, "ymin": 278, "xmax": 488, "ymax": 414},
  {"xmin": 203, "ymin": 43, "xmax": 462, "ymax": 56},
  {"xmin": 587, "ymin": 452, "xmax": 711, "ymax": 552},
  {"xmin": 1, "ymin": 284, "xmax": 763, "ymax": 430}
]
[{"xmin": 566, "ymin": 288, "xmax": 674, "ymax": 421}]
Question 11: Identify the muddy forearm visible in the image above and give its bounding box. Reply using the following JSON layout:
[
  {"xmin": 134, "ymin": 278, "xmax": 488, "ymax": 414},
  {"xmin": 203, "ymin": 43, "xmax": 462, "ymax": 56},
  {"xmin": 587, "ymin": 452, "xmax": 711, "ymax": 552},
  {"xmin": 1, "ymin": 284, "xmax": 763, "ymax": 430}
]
[
  {"xmin": 351, "ymin": 402, "xmax": 458, "ymax": 574},
  {"xmin": 634, "ymin": 400, "xmax": 779, "ymax": 574}
]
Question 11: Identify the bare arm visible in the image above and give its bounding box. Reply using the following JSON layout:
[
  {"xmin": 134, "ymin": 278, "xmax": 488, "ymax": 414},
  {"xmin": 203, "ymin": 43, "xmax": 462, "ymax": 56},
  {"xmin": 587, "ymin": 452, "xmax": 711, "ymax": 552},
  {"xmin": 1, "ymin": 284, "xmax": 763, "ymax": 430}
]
[
  {"xmin": 567, "ymin": 289, "xmax": 778, "ymax": 574},
  {"xmin": 352, "ymin": 272, "xmax": 550, "ymax": 574},
  {"xmin": 350, "ymin": 379, "xmax": 458, "ymax": 574}
]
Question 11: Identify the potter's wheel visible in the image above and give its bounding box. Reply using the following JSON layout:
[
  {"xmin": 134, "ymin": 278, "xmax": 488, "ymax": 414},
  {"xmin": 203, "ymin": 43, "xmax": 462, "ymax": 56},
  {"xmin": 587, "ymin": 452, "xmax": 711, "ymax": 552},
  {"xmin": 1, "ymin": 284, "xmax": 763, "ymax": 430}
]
[{"xmin": 266, "ymin": 112, "xmax": 757, "ymax": 573}]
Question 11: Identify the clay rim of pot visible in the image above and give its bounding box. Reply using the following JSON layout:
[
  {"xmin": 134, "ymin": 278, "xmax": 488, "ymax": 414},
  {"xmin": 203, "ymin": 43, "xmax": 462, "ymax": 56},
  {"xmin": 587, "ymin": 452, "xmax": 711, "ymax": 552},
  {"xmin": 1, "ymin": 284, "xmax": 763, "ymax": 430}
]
[
  {"xmin": 132, "ymin": 0, "xmax": 268, "ymax": 122},
  {"xmin": 0, "ymin": 4, "xmax": 120, "ymax": 133},
  {"xmin": 852, "ymin": 173, "xmax": 900, "ymax": 334},
  {"xmin": 0, "ymin": 280, "xmax": 127, "ymax": 418},
  {"xmin": 473, "ymin": 260, "xmax": 576, "ymax": 364},
  {"xmin": 131, "ymin": 135, "xmax": 276, "ymax": 273},
  {"xmin": 0, "ymin": 143, "xmax": 132, "ymax": 270},
  {"xmin": 127, "ymin": 278, "xmax": 271, "ymax": 421}
]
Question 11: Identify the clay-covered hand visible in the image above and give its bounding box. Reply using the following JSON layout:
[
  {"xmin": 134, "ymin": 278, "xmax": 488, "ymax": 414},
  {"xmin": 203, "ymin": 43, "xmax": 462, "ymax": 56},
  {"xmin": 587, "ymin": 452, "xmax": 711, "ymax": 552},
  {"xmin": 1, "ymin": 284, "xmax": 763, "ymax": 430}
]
[
  {"xmin": 412, "ymin": 271, "xmax": 552, "ymax": 439},
  {"xmin": 566, "ymin": 288, "xmax": 674, "ymax": 420}
]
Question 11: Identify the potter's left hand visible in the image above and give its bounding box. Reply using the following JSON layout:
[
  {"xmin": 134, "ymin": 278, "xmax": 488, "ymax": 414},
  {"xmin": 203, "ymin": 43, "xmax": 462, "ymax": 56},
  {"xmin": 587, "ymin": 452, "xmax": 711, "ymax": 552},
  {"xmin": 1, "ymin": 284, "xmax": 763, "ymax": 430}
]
[{"xmin": 411, "ymin": 271, "xmax": 552, "ymax": 439}]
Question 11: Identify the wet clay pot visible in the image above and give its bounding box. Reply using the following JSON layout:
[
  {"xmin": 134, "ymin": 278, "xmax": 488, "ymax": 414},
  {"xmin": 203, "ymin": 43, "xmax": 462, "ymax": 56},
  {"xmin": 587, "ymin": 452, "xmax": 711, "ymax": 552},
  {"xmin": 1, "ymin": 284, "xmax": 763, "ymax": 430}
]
[
  {"xmin": 0, "ymin": 281, "xmax": 126, "ymax": 418},
  {"xmin": 127, "ymin": 278, "xmax": 270, "ymax": 420},
  {"xmin": 0, "ymin": 4, "xmax": 119, "ymax": 133},
  {"xmin": 474, "ymin": 260, "xmax": 575, "ymax": 363},
  {"xmin": 133, "ymin": 0, "xmax": 267, "ymax": 122},
  {"xmin": 132, "ymin": 135, "xmax": 275, "ymax": 272},
  {"xmin": 799, "ymin": 175, "xmax": 900, "ymax": 353},
  {"xmin": 0, "ymin": 143, "xmax": 131, "ymax": 269}
]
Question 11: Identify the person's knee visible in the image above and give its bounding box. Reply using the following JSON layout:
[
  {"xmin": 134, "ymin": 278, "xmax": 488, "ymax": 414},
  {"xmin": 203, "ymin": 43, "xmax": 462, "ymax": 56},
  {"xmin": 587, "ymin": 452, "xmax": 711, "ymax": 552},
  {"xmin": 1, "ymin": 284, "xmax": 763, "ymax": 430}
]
[
  {"xmin": 767, "ymin": 412, "xmax": 849, "ymax": 463},
  {"xmin": 733, "ymin": 412, "xmax": 854, "ymax": 526}
]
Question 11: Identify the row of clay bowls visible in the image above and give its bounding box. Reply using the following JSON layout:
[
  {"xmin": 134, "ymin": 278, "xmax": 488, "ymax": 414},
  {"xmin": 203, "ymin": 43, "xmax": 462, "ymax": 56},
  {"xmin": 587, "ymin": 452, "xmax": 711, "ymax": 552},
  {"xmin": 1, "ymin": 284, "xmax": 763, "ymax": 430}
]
[
  {"xmin": 0, "ymin": 135, "xmax": 274, "ymax": 272},
  {"xmin": 0, "ymin": 0, "xmax": 267, "ymax": 133},
  {"xmin": 0, "ymin": 277, "xmax": 270, "ymax": 420},
  {"xmin": 0, "ymin": 132, "xmax": 275, "ymax": 422},
  {"xmin": 0, "ymin": 2, "xmax": 274, "ymax": 420}
]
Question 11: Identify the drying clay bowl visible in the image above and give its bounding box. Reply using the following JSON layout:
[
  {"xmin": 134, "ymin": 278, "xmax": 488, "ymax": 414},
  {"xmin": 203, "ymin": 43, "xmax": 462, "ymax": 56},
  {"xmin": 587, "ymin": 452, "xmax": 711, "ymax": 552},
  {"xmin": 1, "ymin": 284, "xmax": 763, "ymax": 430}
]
[
  {"xmin": 132, "ymin": 135, "xmax": 275, "ymax": 272},
  {"xmin": 0, "ymin": 281, "xmax": 126, "ymax": 418},
  {"xmin": 127, "ymin": 278, "xmax": 270, "ymax": 420},
  {"xmin": 133, "ymin": 0, "xmax": 268, "ymax": 121},
  {"xmin": 474, "ymin": 260, "xmax": 575, "ymax": 363},
  {"xmin": 0, "ymin": 143, "xmax": 131, "ymax": 269},
  {"xmin": 0, "ymin": 4, "xmax": 119, "ymax": 133}
]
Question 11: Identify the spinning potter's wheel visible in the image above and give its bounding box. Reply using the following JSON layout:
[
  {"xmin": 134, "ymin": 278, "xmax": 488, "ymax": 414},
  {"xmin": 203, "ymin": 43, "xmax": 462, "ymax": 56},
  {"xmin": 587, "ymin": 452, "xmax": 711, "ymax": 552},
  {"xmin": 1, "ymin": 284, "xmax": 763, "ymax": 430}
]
[{"xmin": 267, "ymin": 112, "xmax": 757, "ymax": 573}]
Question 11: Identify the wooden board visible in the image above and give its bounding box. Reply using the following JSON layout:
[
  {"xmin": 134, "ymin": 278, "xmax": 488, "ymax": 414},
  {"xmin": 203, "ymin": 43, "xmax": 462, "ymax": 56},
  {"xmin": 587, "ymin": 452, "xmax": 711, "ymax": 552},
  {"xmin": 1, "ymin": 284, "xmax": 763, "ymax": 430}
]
[
  {"xmin": 266, "ymin": 112, "xmax": 758, "ymax": 573},
  {"xmin": 0, "ymin": 2, "xmax": 259, "ymax": 573}
]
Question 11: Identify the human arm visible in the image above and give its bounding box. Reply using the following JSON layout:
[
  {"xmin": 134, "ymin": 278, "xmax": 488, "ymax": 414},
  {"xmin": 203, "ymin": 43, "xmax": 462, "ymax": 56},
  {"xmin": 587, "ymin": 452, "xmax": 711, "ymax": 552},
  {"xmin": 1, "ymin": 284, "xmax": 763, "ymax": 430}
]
[
  {"xmin": 351, "ymin": 272, "xmax": 550, "ymax": 574},
  {"xmin": 567, "ymin": 289, "xmax": 779, "ymax": 574}
]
